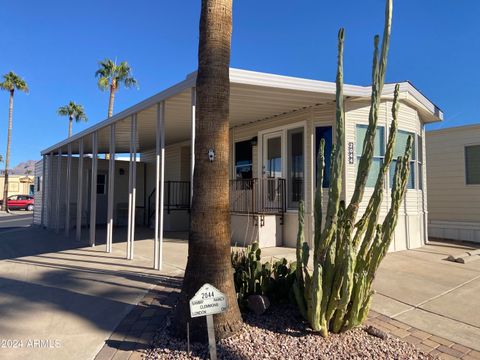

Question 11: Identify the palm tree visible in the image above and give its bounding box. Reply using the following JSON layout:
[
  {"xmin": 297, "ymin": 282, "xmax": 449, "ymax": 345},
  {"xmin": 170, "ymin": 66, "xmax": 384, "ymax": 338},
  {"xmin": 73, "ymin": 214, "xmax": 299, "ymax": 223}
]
[
  {"xmin": 0, "ymin": 72, "xmax": 29, "ymax": 212},
  {"xmin": 173, "ymin": 0, "xmax": 242, "ymax": 340},
  {"xmin": 57, "ymin": 101, "xmax": 87, "ymax": 137},
  {"xmin": 95, "ymin": 59, "xmax": 138, "ymax": 118}
]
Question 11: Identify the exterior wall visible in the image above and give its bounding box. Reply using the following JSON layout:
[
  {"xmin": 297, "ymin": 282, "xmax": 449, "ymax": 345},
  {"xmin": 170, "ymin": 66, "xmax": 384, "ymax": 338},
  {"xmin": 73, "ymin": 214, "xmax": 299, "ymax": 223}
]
[
  {"xmin": 426, "ymin": 125, "xmax": 480, "ymax": 243},
  {"xmin": 230, "ymin": 99, "xmax": 428, "ymax": 251},
  {"xmin": 345, "ymin": 99, "xmax": 427, "ymax": 251},
  {"xmin": 35, "ymin": 156, "xmax": 144, "ymax": 230},
  {"xmin": 142, "ymin": 142, "xmax": 191, "ymax": 232},
  {"xmin": 33, "ymin": 161, "xmax": 43, "ymax": 225}
]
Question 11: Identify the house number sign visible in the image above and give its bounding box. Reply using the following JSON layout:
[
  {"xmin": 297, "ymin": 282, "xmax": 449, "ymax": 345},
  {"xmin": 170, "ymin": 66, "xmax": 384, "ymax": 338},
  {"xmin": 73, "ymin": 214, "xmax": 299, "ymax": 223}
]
[
  {"xmin": 189, "ymin": 283, "xmax": 228, "ymax": 360},
  {"xmin": 348, "ymin": 142, "xmax": 355, "ymax": 164}
]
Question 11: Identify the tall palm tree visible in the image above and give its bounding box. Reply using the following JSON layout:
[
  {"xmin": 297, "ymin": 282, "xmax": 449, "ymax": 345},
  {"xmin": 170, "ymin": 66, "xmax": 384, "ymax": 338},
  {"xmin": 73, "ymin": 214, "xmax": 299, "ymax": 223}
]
[
  {"xmin": 57, "ymin": 101, "xmax": 87, "ymax": 137},
  {"xmin": 0, "ymin": 72, "xmax": 29, "ymax": 212},
  {"xmin": 95, "ymin": 59, "xmax": 138, "ymax": 118},
  {"xmin": 173, "ymin": 0, "xmax": 242, "ymax": 340}
]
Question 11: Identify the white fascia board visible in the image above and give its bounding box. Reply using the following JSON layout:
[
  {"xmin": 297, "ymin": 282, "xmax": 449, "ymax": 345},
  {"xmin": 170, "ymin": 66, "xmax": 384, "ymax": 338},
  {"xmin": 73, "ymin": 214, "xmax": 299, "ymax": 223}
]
[{"xmin": 41, "ymin": 76, "xmax": 195, "ymax": 155}]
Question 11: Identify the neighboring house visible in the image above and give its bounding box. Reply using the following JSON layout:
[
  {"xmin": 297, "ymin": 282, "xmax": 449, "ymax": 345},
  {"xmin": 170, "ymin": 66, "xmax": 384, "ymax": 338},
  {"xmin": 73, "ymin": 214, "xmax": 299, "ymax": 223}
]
[
  {"xmin": 0, "ymin": 175, "xmax": 35, "ymax": 200},
  {"xmin": 34, "ymin": 69, "xmax": 442, "ymax": 267},
  {"xmin": 426, "ymin": 124, "xmax": 480, "ymax": 243}
]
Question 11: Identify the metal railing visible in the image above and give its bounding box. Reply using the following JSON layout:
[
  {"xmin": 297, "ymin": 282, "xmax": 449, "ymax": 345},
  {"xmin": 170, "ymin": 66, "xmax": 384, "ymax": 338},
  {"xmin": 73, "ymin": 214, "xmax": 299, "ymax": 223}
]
[
  {"xmin": 147, "ymin": 181, "xmax": 191, "ymax": 226},
  {"xmin": 229, "ymin": 178, "xmax": 286, "ymax": 215}
]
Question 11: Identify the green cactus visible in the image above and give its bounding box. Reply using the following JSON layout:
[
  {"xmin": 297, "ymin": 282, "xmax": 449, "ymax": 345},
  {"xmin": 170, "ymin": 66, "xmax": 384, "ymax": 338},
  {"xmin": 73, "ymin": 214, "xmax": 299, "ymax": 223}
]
[{"xmin": 293, "ymin": 0, "xmax": 414, "ymax": 336}]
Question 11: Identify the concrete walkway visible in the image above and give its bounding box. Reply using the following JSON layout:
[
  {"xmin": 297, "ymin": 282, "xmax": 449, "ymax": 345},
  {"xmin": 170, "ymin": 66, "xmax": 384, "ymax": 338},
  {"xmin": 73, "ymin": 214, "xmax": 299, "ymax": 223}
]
[{"xmin": 0, "ymin": 225, "xmax": 187, "ymax": 360}]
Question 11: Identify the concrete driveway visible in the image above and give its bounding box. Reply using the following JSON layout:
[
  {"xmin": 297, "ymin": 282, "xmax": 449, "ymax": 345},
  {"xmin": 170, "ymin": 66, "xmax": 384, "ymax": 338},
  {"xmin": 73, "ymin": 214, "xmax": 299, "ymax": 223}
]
[
  {"xmin": 0, "ymin": 223, "xmax": 187, "ymax": 360},
  {"xmin": 372, "ymin": 240, "xmax": 480, "ymax": 351}
]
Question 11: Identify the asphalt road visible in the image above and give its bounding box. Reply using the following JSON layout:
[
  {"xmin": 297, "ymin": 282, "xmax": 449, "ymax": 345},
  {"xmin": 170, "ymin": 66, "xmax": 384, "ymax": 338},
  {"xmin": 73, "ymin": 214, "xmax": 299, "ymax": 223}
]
[{"xmin": 0, "ymin": 212, "xmax": 33, "ymax": 232}]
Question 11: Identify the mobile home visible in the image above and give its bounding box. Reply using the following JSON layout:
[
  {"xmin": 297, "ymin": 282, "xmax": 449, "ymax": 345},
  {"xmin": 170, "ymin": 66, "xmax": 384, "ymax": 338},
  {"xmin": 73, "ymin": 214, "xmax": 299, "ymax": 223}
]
[
  {"xmin": 34, "ymin": 69, "xmax": 443, "ymax": 268},
  {"xmin": 427, "ymin": 124, "xmax": 480, "ymax": 243}
]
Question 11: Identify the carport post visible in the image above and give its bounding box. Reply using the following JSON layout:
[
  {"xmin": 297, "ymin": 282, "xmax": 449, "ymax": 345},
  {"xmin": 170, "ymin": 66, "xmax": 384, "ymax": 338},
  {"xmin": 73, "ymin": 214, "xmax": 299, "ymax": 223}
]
[
  {"xmin": 76, "ymin": 138, "xmax": 84, "ymax": 241},
  {"xmin": 65, "ymin": 144, "xmax": 72, "ymax": 236},
  {"xmin": 55, "ymin": 148, "xmax": 62, "ymax": 233},
  {"xmin": 127, "ymin": 114, "xmax": 137, "ymax": 260},
  {"xmin": 41, "ymin": 154, "xmax": 46, "ymax": 226},
  {"xmin": 106, "ymin": 124, "xmax": 116, "ymax": 253},
  {"xmin": 190, "ymin": 87, "xmax": 196, "ymax": 205},
  {"xmin": 89, "ymin": 132, "xmax": 98, "ymax": 247},
  {"xmin": 48, "ymin": 152, "xmax": 54, "ymax": 229},
  {"xmin": 154, "ymin": 101, "xmax": 166, "ymax": 270}
]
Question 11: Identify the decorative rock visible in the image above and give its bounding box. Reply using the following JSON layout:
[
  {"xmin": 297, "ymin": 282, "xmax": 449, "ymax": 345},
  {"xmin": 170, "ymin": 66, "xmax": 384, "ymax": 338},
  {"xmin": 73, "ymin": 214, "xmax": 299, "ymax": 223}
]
[
  {"xmin": 247, "ymin": 295, "xmax": 270, "ymax": 315},
  {"xmin": 365, "ymin": 325, "xmax": 388, "ymax": 340}
]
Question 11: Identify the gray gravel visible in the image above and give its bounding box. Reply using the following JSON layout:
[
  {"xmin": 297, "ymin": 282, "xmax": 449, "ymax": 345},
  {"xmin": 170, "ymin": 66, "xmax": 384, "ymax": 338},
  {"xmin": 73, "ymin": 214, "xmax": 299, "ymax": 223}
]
[{"xmin": 146, "ymin": 305, "xmax": 436, "ymax": 360}]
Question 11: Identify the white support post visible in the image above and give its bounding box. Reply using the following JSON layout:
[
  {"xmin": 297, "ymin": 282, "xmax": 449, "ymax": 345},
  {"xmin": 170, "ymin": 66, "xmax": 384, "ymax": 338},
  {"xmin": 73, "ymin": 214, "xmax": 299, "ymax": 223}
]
[
  {"xmin": 106, "ymin": 124, "xmax": 116, "ymax": 253},
  {"xmin": 154, "ymin": 102, "xmax": 166, "ymax": 270},
  {"xmin": 76, "ymin": 139, "xmax": 84, "ymax": 241},
  {"xmin": 48, "ymin": 152, "xmax": 54, "ymax": 229},
  {"xmin": 65, "ymin": 144, "xmax": 72, "ymax": 236},
  {"xmin": 127, "ymin": 115, "xmax": 137, "ymax": 260},
  {"xmin": 89, "ymin": 132, "xmax": 98, "ymax": 247},
  {"xmin": 41, "ymin": 154, "xmax": 46, "ymax": 227},
  {"xmin": 55, "ymin": 149, "xmax": 62, "ymax": 233},
  {"xmin": 190, "ymin": 87, "xmax": 196, "ymax": 205}
]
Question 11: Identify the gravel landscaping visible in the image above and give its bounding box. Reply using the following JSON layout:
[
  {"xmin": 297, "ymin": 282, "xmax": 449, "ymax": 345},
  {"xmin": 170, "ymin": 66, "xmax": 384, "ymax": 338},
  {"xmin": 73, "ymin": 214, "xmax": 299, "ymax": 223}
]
[{"xmin": 146, "ymin": 304, "xmax": 436, "ymax": 360}]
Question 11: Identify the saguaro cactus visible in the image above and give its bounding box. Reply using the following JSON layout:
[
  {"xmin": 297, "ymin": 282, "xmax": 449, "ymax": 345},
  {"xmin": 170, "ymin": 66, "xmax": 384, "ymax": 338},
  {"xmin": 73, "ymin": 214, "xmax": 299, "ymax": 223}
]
[{"xmin": 294, "ymin": 0, "xmax": 414, "ymax": 336}]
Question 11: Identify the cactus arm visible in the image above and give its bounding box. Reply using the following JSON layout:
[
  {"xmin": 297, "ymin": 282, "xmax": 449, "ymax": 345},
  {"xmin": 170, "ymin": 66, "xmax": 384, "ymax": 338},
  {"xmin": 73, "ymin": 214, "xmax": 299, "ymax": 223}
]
[
  {"xmin": 294, "ymin": 201, "xmax": 308, "ymax": 319},
  {"xmin": 344, "ymin": 0, "xmax": 393, "ymax": 226},
  {"xmin": 314, "ymin": 139, "xmax": 325, "ymax": 258},
  {"xmin": 354, "ymin": 84, "xmax": 400, "ymax": 254}
]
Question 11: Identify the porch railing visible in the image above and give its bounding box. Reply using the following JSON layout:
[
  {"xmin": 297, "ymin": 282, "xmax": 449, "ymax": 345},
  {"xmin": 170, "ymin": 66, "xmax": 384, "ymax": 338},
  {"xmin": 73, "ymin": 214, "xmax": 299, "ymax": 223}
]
[
  {"xmin": 147, "ymin": 181, "xmax": 191, "ymax": 226},
  {"xmin": 229, "ymin": 178, "xmax": 286, "ymax": 215},
  {"xmin": 147, "ymin": 178, "xmax": 287, "ymax": 227}
]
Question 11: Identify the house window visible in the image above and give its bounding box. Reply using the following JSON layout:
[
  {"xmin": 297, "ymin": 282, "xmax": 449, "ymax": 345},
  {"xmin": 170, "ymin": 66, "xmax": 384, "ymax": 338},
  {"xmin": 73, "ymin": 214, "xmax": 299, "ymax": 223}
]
[
  {"xmin": 287, "ymin": 128, "xmax": 304, "ymax": 208},
  {"xmin": 97, "ymin": 174, "xmax": 107, "ymax": 195},
  {"xmin": 356, "ymin": 125, "xmax": 385, "ymax": 187},
  {"xmin": 389, "ymin": 130, "xmax": 415, "ymax": 189},
  {"xmin": 465, "ymin": 145, "xmax": 480, "ymax": 185},
  {"xmin": 315, "ymin": 126, "xmax": 333, "ymax": 188},
  {"xmin": 234, "ymin": 140, "xmax": 253, "ymax": 179}
]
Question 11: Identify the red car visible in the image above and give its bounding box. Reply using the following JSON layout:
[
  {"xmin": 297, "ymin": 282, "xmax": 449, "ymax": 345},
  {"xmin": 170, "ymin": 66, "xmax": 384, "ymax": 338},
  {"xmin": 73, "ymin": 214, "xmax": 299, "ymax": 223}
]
[{"xmin": 1, "ymin": 195, "xmax": 35, "ymax": 211}]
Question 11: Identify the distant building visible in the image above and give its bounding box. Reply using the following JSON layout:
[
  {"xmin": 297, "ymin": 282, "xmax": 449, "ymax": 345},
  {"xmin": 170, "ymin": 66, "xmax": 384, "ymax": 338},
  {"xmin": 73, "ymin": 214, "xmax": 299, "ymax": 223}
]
[
  {"xmin": 0, "ymin": 175, "xmax": 35, "ymax": 200},
  {"xmin": 427, "ymin": 124, "xmax": 480, "ymax": 243}
]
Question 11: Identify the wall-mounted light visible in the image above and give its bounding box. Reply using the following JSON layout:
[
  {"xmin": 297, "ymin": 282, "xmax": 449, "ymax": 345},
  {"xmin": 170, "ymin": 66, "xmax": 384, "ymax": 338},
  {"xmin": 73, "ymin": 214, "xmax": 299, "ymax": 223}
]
[{"xmin": 250, "ymin": 136, "xmax": 258, "ymax": 146}]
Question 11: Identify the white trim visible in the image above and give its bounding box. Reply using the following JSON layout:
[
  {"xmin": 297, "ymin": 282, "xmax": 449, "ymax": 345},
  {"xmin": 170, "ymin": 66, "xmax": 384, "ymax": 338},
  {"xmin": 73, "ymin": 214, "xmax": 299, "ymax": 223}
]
[
  {"xmin": 106, "ymin": 124, "xmax": 116, "ymax": 253},
  {"xmin": 55, "ymin": 150, "xmax": 62, "ymax": 233},
  {"xmin": 190, "ymin": 87, "xmax": 196, "ymax": 205}
]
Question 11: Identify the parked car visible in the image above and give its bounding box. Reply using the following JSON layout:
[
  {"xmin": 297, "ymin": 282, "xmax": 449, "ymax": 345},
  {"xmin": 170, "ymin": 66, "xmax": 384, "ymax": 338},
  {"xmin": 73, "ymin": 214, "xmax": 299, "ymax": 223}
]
[{"xmin": 0, "ymin": 195, "xmax": 35, "ymax": 211}]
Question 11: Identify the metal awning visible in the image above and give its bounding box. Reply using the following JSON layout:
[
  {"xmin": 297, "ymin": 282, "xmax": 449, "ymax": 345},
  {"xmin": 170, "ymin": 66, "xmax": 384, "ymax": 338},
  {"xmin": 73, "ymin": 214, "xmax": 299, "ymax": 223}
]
[{"xmin": 41, "ymin": 68, "xmax": 443, "ymax": 155}]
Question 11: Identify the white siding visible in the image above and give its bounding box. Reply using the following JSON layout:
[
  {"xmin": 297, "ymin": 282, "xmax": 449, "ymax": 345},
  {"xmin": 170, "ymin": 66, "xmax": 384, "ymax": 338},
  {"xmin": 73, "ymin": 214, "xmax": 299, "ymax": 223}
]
[
  {"xmin": 427, "ymin": 125, "xmax": 480, "ymax": 243},
  {"xmin": 344, "ymin": 100, "xmax": 427, "ymax": 251},
  {"xmin": 33, "ymin": 160, "xmax": 43, "ymax": 225}
]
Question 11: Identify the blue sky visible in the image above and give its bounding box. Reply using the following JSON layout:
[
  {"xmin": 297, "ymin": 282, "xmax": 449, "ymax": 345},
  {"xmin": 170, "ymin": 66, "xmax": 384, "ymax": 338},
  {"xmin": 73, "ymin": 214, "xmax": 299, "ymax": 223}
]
[{"xmin": 0, "ymin": 0, "xmax": 478, "ymax": 166}]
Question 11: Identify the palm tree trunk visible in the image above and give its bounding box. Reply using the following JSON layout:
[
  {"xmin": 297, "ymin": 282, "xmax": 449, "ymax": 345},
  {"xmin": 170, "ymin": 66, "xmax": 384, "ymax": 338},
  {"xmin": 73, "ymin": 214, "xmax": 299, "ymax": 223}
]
[
  {"xmin": 108, "ymin": 84, "xmax": 115, "ymax": 118},
  {"xmin": 2, "ymin": 90, "xmax": 14, "ymax": 212},
  {"xmin": 68, "ymin": 116, "xmax": 73, "ymax": 138},
  {"xmin": 172, "ymin": 0, "xmax": 242, "ymax": 341}
]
